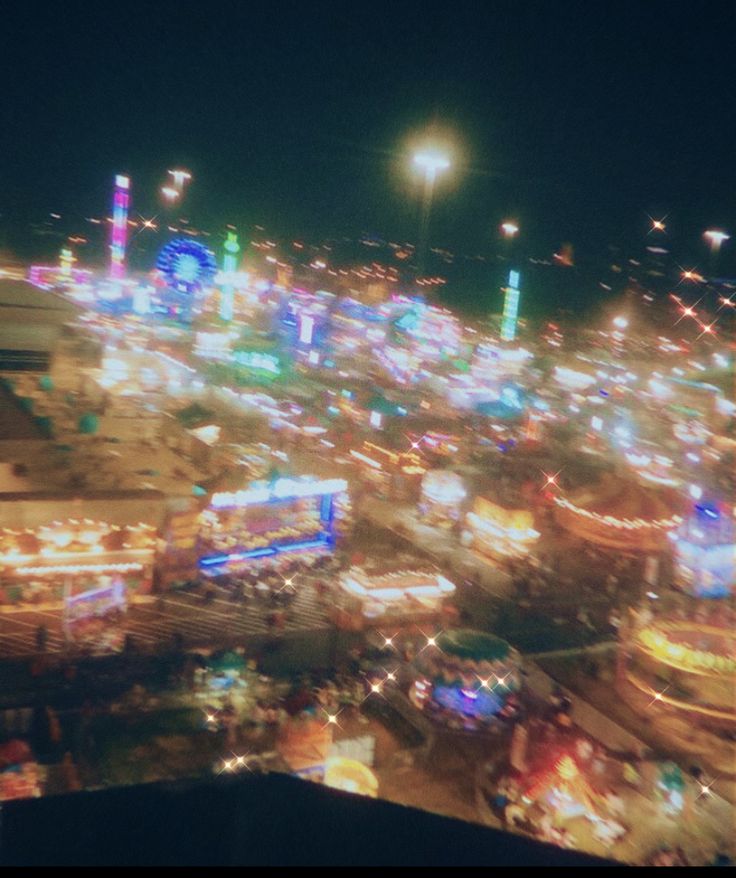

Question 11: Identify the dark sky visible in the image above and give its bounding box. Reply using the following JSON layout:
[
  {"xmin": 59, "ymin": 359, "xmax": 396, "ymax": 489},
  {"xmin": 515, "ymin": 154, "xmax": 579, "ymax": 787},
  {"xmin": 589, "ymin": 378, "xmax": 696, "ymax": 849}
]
[{"xmin": 2, "ymin": 0, "xmax": 735, "ymax": 265}]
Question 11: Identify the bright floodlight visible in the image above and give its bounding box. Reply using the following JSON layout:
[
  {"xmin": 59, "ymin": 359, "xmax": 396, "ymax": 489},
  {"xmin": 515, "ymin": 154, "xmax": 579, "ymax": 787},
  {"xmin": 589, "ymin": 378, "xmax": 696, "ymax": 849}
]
[
  {"xmin": 161, "ymin": 186, "xmax": 180, "ymax": 202},
  {"xmin": 613, "ymin": 315, "xmax": 628, "ymax": 329},
  {"xmin": 704, "ymin": 229, "xmax": 730, "ymax": 246},
  {"xmin": 168, "ymin": 169, "xmax": 192, "ymax": 188},
  {"xmin": 414, "ymin": 152, "xmax": 450, "ymax": 175},
  {"xmin": 501, "ymin": 221, "xmax": 519, "ymax": 237}
]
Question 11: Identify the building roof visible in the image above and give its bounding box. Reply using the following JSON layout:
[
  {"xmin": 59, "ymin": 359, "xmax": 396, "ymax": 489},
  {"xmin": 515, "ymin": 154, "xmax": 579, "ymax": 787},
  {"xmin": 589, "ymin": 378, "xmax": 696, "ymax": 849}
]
[
  {"xmin": 0, "ymin": 279, "xmax": 80, "ymax": 315},
  {"xmin": 0, "ymin": 773, "xmax": 615, "ymax": 866}
]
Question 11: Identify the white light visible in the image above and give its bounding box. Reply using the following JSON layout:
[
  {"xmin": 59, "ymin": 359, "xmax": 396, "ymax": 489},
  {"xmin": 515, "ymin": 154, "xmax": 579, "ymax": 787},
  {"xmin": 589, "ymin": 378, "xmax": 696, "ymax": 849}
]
[
  {"xmin": 613, "ymin": 316, "xmax": 628, "ymax": 330},
  {"xmin": 414, "ymin": 152, "xmax": 450, "ymax": 174},
  {"xmin": 211, "ymin": 477, "xmax": 347, "ymax": 509},
  {"xmin": 704, "ymin": 229, "xmax": 730, "ymax": 245},
  {"xmin": 689, "ymin": 485, "xmax": 703, "ymax": 500}
]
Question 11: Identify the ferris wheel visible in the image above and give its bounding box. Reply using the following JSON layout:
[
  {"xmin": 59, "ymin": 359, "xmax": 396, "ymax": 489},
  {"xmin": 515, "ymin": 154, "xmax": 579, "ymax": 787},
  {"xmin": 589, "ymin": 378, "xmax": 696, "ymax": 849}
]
[{"xmin": 156, "ymin": 238, "xmax": 217, "ymax": 294}]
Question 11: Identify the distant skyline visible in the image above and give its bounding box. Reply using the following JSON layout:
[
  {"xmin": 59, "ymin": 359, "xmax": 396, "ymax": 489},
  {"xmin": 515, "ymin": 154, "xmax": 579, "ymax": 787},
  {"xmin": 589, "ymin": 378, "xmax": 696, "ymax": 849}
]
[{"xmin": 2, "ymin": 1, "xmax": 735, "ymax": 273}]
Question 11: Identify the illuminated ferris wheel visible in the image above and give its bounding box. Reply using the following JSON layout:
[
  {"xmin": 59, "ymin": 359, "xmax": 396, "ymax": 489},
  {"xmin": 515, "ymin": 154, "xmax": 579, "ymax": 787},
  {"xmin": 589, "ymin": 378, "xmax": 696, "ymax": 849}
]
[{"xmin": 156, "ymin": 238, "xmax": 217, "ymax": 294}]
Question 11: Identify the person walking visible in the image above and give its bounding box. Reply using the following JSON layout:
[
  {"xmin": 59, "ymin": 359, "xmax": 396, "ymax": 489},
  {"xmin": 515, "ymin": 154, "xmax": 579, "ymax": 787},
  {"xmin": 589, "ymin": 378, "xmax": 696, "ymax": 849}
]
[{"xmin": 36, "ymin": 624, "xmax": 48, "ymax": 653}]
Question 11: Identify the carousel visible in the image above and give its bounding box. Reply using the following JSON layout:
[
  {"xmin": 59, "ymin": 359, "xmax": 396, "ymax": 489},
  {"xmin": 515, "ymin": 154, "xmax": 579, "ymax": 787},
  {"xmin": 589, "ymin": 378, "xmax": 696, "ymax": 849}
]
[
  {"xmin": 619, "ymin": 600, "xmax": 736, "ymax": 726},
  {"xmin": 618, "ymin": 502, "xmax": 736, "ymax": 726},
  {"xmin": 554, "ymin": 474, "xmax": 684, "ymax": 553},
  {"xmin": 410, "ymin": 629, "xmax": 522, "ymax": 730}
]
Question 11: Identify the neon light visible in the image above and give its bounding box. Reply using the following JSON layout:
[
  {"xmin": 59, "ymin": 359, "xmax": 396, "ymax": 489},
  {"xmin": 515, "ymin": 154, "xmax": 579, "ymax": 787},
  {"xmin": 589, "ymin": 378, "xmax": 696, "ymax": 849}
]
[
  {"xmin": 199, "ymin": 536, "xmax": 330, "ymax": 567},
  {"xmin": 200, "ymin": 547, "xmax": 277, "ymax": 566},
  {"xmin": 211, "ymin": 477, "xmax": 347, "ymax": 509},
  {"xmin": 220, "ymin": 231, "xmax": 240, "ymax": 321},
  {"xmin": 500, "ymin": 269, "xmax": 520, "ymax": 342},
  {"xmin": 110, "ymin": 174, "xmax": 130, "ymax": 280},
  {"xmin": 349, "ymin": 450, "xmax": 382, "ymax": 470},
  {"xmin": 59, "ymin": 247, "xmax": 75, "ymax": 278},
  {"xmin": 15, "ymin": 562, "xmax": 143, "ymax": 576}
]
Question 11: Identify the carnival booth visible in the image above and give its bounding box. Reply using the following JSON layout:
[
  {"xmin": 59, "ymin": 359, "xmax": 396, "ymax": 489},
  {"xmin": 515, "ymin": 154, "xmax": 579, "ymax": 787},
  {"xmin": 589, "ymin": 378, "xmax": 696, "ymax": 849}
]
[
  {"xmin": 0, "ymin": 518, "xmax": 157, "ymax": 610},
  {"xmin": 554, "ymin": 475, "xmax": 683, "ymax": 552},
  {"xmin": 410, "ymin": 629, "xmax": 522, "ymax": 730},
  {"xmin": 671, "ymin": 502, "xmax": 735, "ymax": 598},
  {"xmin": 276, "ymin": 714, "xmax": 334, "ymax": 781},
  {"xmin": 332, "ymin": 568, "xmax": 456, "ymax": 632},
  {"xmin": 519, "ymin": 753, "xmax": 629, "ymax": 847},
  {"xmin": 349, "ymin": 442, "xmax": 425, "ymax": 500},
  {"xmin": 198, "ymin": 476, "xmax": 351, "ymax": 572},
  {"xmin": 465, "ymin": 496, "xmax": 539, "ymax": 558},
  {"xmin": 419, "ymin": 470, "xmax": 466, "ymax": 528}
]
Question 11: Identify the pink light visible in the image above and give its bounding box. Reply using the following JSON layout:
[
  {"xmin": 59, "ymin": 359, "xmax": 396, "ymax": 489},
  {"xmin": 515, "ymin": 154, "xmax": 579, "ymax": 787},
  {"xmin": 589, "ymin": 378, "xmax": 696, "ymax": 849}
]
[{"xmin": 110, "ymin": 174, "xmax": 130, "ymax": 280}]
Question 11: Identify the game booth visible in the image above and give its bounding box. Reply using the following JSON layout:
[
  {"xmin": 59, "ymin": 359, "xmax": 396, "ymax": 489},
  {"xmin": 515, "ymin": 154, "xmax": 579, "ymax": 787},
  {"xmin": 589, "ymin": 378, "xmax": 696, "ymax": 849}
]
[
  {"xmin": 348, "ymin": 441, "xmax": 425, "ymax": 500},
  {"xmin": 197, "ymin": 476, "xmax": 351, "ymax": 574},
  {"xmin": 331, "ymin": 567, "xmax": 456, "ymax": 632},
  {"xmin": 520, "ymin": 753, "xmax": 627, "ymax": 849},
  {"xmin": 418, "ymin": 470, "xmax": 467, "ymax": 529},
  {"xmin": 0, "ymin": 519, "xmax": 157, "ymax": 617},
  {"xmin": 409, "ymin": 629, "xmax": 522, "ymax": 731}
]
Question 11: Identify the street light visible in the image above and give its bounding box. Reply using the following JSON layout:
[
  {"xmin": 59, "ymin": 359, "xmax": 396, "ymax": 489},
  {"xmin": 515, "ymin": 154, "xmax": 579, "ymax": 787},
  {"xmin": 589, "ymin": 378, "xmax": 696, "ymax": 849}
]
[
  {"xmin": 168, "ymin": 169, "xmax": 192, "ymax": 189},
  {"xmin": 704, "ymin": 229, "xmax": 730, "ymax": 270},
  {"xmin": 501, "ymin": 221, "xmax": 519, "ymax": 238},
  {"xmin": 413, "ymin": 150, "xmax": 450, "ymax": 279}
]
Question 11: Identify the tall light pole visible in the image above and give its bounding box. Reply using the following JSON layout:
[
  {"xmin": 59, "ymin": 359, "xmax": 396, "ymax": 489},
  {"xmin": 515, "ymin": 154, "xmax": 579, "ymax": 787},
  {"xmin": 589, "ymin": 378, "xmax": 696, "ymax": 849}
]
[
  {"xmin": 413, "ymin": 151, "xmax": 450, "ymax": 280},
  {"xmin": 168, "ymin": 169, "xmax": 192, "ymax": 190},
  {"xmin": 704, "ymin": 229, "xmax": 729, "ymax": 273}
]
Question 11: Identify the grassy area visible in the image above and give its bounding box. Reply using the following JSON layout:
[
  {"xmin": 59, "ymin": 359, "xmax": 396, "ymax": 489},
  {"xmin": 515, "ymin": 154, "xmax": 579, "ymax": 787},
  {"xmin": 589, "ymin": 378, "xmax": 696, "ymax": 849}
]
[
  {"xmin": 493, "ymin": 604, "xmax": 597, "ymax": 654},
  {"xmin": 90, "ymin": 708, "xmax": 217, "ymax": 786}
]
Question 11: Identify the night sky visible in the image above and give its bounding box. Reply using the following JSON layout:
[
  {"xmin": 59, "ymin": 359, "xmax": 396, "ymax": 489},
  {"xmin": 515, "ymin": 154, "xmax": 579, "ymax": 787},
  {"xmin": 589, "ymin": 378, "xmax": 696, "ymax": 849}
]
[{"xmin": 2, "ymin": 0, "xmax": 735, "ymax": 269}]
